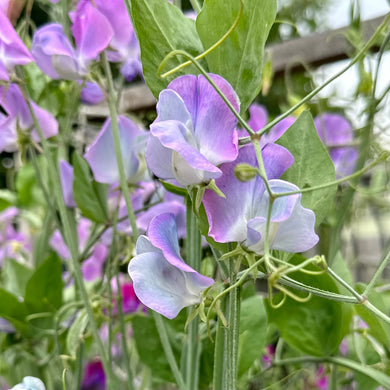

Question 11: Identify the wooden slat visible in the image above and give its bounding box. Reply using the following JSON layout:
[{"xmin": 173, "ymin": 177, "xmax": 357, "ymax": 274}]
[{"xmin": 81, "ymin": 15, "xmax": 386, "ymax": 118}]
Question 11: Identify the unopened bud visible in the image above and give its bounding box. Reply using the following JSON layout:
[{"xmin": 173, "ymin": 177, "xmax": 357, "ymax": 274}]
[{"xmin": 234, "ymin": 163, "xmax": 258, "ymax": 182}]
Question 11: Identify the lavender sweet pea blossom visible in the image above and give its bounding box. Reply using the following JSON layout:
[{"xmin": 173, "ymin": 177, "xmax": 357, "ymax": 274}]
[
  {"xmin": 146, "ymin": 74, "xmax": 239, "ymax": 186},
  {"xmin": 314, "ymin": 113, "xmax": 357, "ymax": 178},
  {"xmin": 203, "ymin": 143, "xmax": 318, "ymax": 254},
  {"xmin": 129, "ymin": 213, "xmax": 214, "ymax": 319},
  {"xmin": 32, "ymin": 1, "xmax": 113, "ymax": 80},
  {"xmin": 0, "ymin": 9, "xmax": 33, "ymax": 81},
  {"xmin": 0, "ymin": 84, "xmax": 58, "ymax": 153},
  {"xmin": 85, "ymin": 116, "xmax": 148, "ymax": 184}
]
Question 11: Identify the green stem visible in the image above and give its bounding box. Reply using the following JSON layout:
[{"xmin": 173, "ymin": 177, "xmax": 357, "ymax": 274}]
[
  {"xmin": 272, "ymin": 155, "xmax": 387, "ymax": 198},
  {"xmin": 189, "ymin": 0, "xmax": 201, "ymax": 13},
  {"xmin": 152, "ymin": 312, "xmax": 186, "ymax": 390},
  {"xmin": 212, "ymin": 306, "xmax": 226, "ymax": 390},
  {"xmin": 363, "ymin": 250, "xmax": 390, "ymax": 297},
  {"xmin": 184, "ymin": 196, "xmax": 202, "ymax": 390},
  {"xmin": 327, "ymin": 267, "xmax": 363, "ymax": 301},
  {"xmin": 102, "ymin": 52, "xmax": 139, "ymax": 239},
  {"xmin": 239, "ymin": 12, "xmax": 390, "ymax": 145},
  {"xmin": 115, "ymin": 272, "xmax": 135, "ymax": 389},
  {"xmin": 18, "ymin": 83, "xmax": 117, "ymax": 387}
]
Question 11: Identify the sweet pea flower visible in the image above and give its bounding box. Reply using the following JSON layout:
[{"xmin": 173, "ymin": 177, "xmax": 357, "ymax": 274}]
[
  {"xmin": 314, "ymin": 365, "xmax": 328, "ymax": 390},
  {"xmin": 50, "ymin": 218, "xmax": 107, "ymax": 281},
  {"xmin": 238, "ymin": 103, "xmax": 296, "ymax": 145},
  {"xmin": 10, "ymin": 376, "xmax": 45, "ymax": 390},
  {"xmin": 85, "ymin": 116, "xmax": 148, "ymax": 184},
  {"xmin": 128, "ymin": 213, "xmax": 214, "ymax": 319},
  {"xmin": 32, "ymin": 1, "xmax": 113, "ymax": 80},
  {"xmin": 0, "ymin": 84, "xmax": 58, "ymax": 153},
  {"xmin": 81, "ymin": 360, "xmax": 105, "ymax": 390},
  {"xmin": 59, "ymin": 159, "xmax": 76, "ymax": 208},
  {"xmin": 80, "ymin": 81, "xmax": 105, "ymax": 105},
  {"xmin": 0, "ymin": 9, "xmax": 33, "ymax": 81},
  {"xmin": 314, "ymin": 113, "xmax": 357, "ymax": 178},
  {"xmin": 146, "ymin": 74, "xmax": 239, "ymax": 186},
  {"xmin": 203, "ymin": 143, "xmax": 318, "ymax": 254}
]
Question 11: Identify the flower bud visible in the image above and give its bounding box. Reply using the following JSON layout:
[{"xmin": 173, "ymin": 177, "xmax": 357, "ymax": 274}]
[{"xmin": 234, "ymin": 163, "xmax": 258, "ymax": 182}]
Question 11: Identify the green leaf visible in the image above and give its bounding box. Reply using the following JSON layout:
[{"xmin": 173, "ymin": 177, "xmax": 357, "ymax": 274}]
[
  {"xmin": 131, "ymin": 315, "xmax": 175, "ymax": 382},
  {"xmin": 15, "ymin": 162, "xmax": 44, "ymax": 207},
  {"xmin": 0, "ymin": 288, "xmax": 30, "ymax": 335},
  {"xmin": 66, "ymin": 310, "xmax": 88, "ymax": 358},
  {"xmin": 277, "ymin": 110, "xmax": 337, "ymax": 226},
  {"xmin": 72, "ymin": 153, "xmax": 108, "ymax": 224},
  {"xmin": 197, "ymin": 0, "xmax": 277, "ymax": 112},
  {"xmin": 0, "ymin": 191, "xmax": 17, "ymax": 211},
  {"xmin": 130, "ymin": 0, "xmax": 205, "ymax": 97},
  {"xmin": 160, "ymin": 181, "xmax": 187, "ymax": 197},
  {"xmin": 2, "ymin": 259, "xmax": 34, "ymax": 298},
  {"xmin": 238, "ymin": 295, "xmax": 268, "ymax": 376},
  {"xmin": 266, "ymin": 255, "xmax": 351, "ymax": 356},
  {"xmin": 24, "ymin": 253, "xmax": 63, "ymax": 314},
  {"xmin": 355, "ymin": 283, "xmax": 390, "ymax": 349}
]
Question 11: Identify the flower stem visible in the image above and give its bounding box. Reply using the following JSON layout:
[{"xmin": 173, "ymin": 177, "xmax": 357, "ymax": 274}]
[
  {"xmin": 363, "ymin": 250, "xmax": 390, "ymax": 297},
  {"xmin": 102, "ymin": 52, "xmax": 139, "ymax": 239},
  {"xmin": 152, "ymin": 312, "xmax": 186, "ymax": 390},
  {"xmin": 183, "ymin": 196, "xmax": 202, "ymax": 390},
  {"xmin": 17, "ymin": 81, "xmax": 118, "ymax": 388}
]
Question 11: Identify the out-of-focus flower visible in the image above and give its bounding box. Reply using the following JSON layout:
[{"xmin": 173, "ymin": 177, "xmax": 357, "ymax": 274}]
[
  {"xmin": 262, "ymin": 345, "xmax": 275, "ymax": 368},
  {"xmin": 314, "ymin": 113, "xmax": 357, "ymax": 179},
  {"xmin": 146, "ymin": 74, "xmax": 239, "ymax": 186},
  {"xmin": 0, "ymin": 84, "xmax": 58, "ymax": 153},
  {"xmin": 0, "ymin": 207, "xmax": 31, "ymax": 265},
  {"xmin": 32, "ymin": 1, "xmax": 113, "ymax": 80},
  {"xmin": 9, "ymin": 376, "xmax": 46, "ymax": 390},
  {"xmin": 59, "ymin": 159, "xmax": 76, "ymax": 208},
  {"xmin": 84, "ymin": 116, "xmax": 148, "ymax": 184},
  {"xmin": 81, "ymin": 360, "xmax": 105, "ymax": 390},
  {"xmin": 93, "ymin": 0, "xmax": 142, "ymax": 81},
  {"xmin": 314, "ymin": 365, "xmax": 328, "ymax": 390},
  {"xmin": 50, "ymin": 218, "xmax": 107, "ymax": 281},
  {"xmin": 80, "ymin": 81, "xmax": 105, "ymax": 105},
  {"xmin": 203, "ymin": 143, "xmax": 318, "ymax": 254},
  {"xmin": 0, "ymin": 8, "xmax": 33, "ymax": 81},
  {"xmin": 129, "ymin": 213, "xmax": 214, "ymax": 319}
]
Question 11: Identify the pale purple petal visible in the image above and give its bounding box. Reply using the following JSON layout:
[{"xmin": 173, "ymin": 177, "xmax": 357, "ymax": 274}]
[
  {"xmin": 168, "ymin": 74, "xmax": 239, "ymax": 165},
  {"xmin": 80, "ymin": 82, "xmax": 105, "ymax": 105},
  {"xmin": 145, "ymin": 135, "xmax": 175, "ymax": 179},
  {"xmin": 314, "ymin": 113, "xmax": 353, "ymax": 145},
  {"xmin": 32, "ymin": 23, "xmax": 76, "ymax": 79},
  {"xmin": 248, "ymin": 103, "xmax": 268, "ymax": 132},
  {"xmin": 0, "ymin": 61, "xmax": 9, "ymax": 80},
  {"xmin": 0, "ymin": 9, "xmax": 33, "ymax": 76},
  {"xmin": 330, "ymin": 147, "xmax": 358, "ymax": 178},
  {"xmin": 129, "ymin": 241, "xmax": 214, "ymax": 320},
  {"xmin": 72, "ymin": 1, "xmax": 113, "ymax": 67},
  {"xmin": 261, "ymin": 116, "xmax": 295, "ymax": 145},
  {"xmin": 267, "ymin": 180, "xmax": 319, "ymax": 252},
  {"xmin": 50, "ymin": 230, "xmax": 70, "ymax": 259},
  {"xmin": 0, "ymin": 115, "xmax": 17, "ymax": 153},
  {"xmin": 85, "ymin": 116, "xmax": 147, "ymax": 184},
  {"xmin": 81, "ymin": 243, "xmax": 107, "ymax": 281},
  {"xmin": 120, "ymin": 58, "xmax": 142, "ymax": 81},
  {"xmin": 30, "ymin": 101, "xmax": 58, "ymax": 141},
  {"xmin": 10, "ymin": 376, "xmax": 46, "ymax": 390},
  {"xmin": 59, "ymin": 160, "xmax": 76, "ymax": 208},
  {"xmin": 204, "ymin": 143, "xmax": 294, "ymax": 243},
  {"xmin": 137, "ymin": 201, "xmax": 186, "ymax": 237},
  {"xmin": 147, "ymin": 213, "xmax": 193, "ymax": 272},
  {"xmin": 149, "ymin": 120, "xmax": 221, "ymax": 186}
]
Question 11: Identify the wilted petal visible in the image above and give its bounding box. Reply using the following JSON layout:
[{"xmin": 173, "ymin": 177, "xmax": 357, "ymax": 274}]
[
  {"xmin": 85, "ymin": 116, "xmax": 147, "ymax": 184},
  {"xmin": 59, "ymin": 160, "xmax": 76, "ymax": 208}
]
